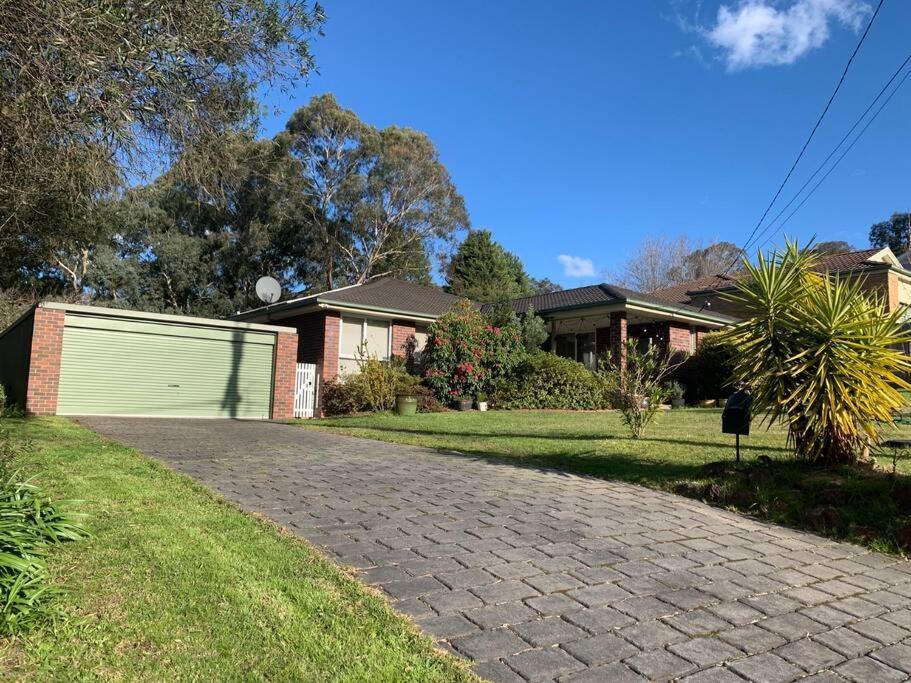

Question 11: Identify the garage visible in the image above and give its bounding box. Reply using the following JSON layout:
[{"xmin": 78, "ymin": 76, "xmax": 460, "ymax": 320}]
[{"xmin": 0, "ymin": 303, "xmax": 299, "ymax": 419}]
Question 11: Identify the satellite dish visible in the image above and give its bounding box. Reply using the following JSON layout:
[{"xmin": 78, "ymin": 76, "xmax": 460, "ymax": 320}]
[{"xmin": 255, "ymin": 276, "xmax": 281, "ymax": 304}]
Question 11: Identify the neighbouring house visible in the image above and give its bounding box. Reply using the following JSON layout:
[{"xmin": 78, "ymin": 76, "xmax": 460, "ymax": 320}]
[
  {"xmin": 0, "ymin": 303, "xmax": 298, "ymax": 418},
  {"xmin": 234, "ymin": 277, "xmax": 734, "ymax": 402},
  {"xmin": 651, "ymin": 247, "xmax": 911, "ymax": 320}
]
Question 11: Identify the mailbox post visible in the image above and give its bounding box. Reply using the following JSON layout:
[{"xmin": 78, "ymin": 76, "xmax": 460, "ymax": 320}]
[{"xmin": 722, "ymin": 390, "xmax": 753, "ymax": 462}]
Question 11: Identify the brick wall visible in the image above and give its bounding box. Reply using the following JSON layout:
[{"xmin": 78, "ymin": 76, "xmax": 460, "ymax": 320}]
[
  {"xmin": 25, "ymin": 307, "xmax": 65, "ymax": 416},
  {"xmin": 270, "ymin": 331, "xmax": 298, "ymax": 420},
  {"xmin": 321, "ymin": 312, "xmax": 340, "ymax": 387},
  {"xmin": 391, "ymin": 319, "xmax": 416, "ymax": 358},
  {"xmin": 667, "ymin": 323, "xmax": 692, "ymax": 355}
]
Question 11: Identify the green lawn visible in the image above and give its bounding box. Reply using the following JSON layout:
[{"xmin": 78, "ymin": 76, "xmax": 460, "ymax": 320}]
[
  {"xmin": 304, "ymin": 409, "xmax": 911, "ymax": 555},
  {"xmin": 0, "ymin": 418, "xmax": 476, "ymax": 682}
]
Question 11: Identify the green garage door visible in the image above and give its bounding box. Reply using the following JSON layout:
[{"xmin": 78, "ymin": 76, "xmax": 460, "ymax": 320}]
[{"xmin": 57, "ymin": 314, "xmax": 275, "ymax": 418}]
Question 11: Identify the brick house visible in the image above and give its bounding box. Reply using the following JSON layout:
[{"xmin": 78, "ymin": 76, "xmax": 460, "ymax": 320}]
[
  {"xmin": 233, "ymin": 278, "xmax": 734, "ymax": 400},
  {"xmin": 650, "ymin": 247, "xmax": 911, "ymax": 320}
]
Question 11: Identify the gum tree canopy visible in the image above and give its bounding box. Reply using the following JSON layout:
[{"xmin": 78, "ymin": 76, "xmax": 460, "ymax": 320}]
[{"xmin": 0, "ymin": 0, "xmax": 325, "ymax": 269}]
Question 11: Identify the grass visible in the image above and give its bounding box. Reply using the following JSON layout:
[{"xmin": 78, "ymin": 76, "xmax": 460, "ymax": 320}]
[
  {"xmin": 0, "ymin": 417, "xmax": 476, "ymax": 682},
  {"xmin": 303, "ymin": 409, "xmax": 911, "ymax": 555}
]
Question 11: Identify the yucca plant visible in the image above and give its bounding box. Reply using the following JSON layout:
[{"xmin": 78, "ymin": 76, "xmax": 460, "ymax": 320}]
[{"xmin": 721, "ymin": 241, "xmax": 911, "ymax": 465}]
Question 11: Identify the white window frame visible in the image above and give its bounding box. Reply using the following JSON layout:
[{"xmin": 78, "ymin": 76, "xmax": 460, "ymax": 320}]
[{"xmin": 338, "ymin": 314, "xmax": 392, "ymax": 374}]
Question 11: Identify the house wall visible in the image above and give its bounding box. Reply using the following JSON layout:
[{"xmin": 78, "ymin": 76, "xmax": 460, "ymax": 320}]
[
  {"xmin": 392, "ymin": 320, "xmax": 416, "ymax": 358},
  {"xmin": 0, "ymin": 308, "xmax": 35, "ymax": 410}
]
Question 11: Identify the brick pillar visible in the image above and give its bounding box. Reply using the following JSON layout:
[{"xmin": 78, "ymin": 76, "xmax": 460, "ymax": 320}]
[
  {"xmin": 270, "ymin": 331, "xmax": 298, "ymax": 420},
  {"xmin": 25, "ymin": 307, "xmax": 65, "ymax": 416},
  {"xmin": 887, "ymin": 271, "xmax": 901, "ymax": 312},
  {"xmin": 316, "ymin": 312, "xmax": 340, "ymax": 417},
  {"xmin": 608, "ymin": 311, "xmax": 627, "ymax": 368}
]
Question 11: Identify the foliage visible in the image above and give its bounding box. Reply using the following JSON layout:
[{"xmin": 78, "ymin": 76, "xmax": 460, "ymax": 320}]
[
  {"xmin": 0, "ymin": 0, "xmax": 324, "ymax": 281},
  {"xmin": 614, "ymin": 235, "xmax": 743, "ymax": 293},
  {"xmin": 485, "ymin": 303, "xmax": 549, "ymax": 351},
  {"xmin": 675, "ymin": 332, "xmax": 737, "ymax": 402},
  {"xmin": 529, "ymin": 278, "xmax": 563, "ymax": 295},
  {"xmin": 0, "ymin": 427, "xmax": 86, "ymax": 634},
  {"xmin": 445, "ymin": 229, "xmax": 532, "ymax": 302},
  {"xmin": 869, "ymin": 212, "xmax": 911, "ymax": 254},
  {"xmin": 281, "ymin": 94, "xmax": 468, "ymax": 290},
  {"xmin": 721, "ymin": 241, "xmax": 911, "ymax": 464},
  {"xmin": 667, "ymin": 381, "xmax": 685, "ymax": 401},
  {"xmin": 423, "ymin": 300, "xmax": 524, "ymax": 401},
  {"xmin": 813, "ymin": 240, "xmax": 856, "ymax": 255},
  {"xmin": 601, "ymin": 340, "xmax": 675, "ymax": 438},
  {"xmin": 491, "ymin": 351, "xmax": 611, "ymax": 410},
  {"xmin": 321, "ymin": 351, "xmax": 409, "ymax": 416}
]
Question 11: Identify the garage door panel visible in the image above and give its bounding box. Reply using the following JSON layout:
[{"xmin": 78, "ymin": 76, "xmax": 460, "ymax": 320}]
[{"xmin": 57, "ymin": 318, "xmax": 275, "ymax": 418}]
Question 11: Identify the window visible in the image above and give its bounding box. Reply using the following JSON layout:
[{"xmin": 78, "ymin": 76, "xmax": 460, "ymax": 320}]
[
  {"xmin": 576, "ymin": 332, "xmax": 596, "ymax": 371},
  {"xmin": 338, "ymin": 316, "xmax": 391, "ymax": 375}
]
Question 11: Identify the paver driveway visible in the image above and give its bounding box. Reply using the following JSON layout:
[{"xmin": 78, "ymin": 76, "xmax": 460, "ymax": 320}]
[{"xmin": 78, "ymin": 417, "xmax": 911, "ymax": 683}]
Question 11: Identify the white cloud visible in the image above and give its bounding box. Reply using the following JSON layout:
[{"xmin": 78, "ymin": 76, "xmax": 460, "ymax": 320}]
[
  {"xmin": 706, "ymin": 0, "xmax": 870, "ymax": 71},
  {"xmin": 557, "ymin": 254, "xmax": 596, "ymax": 278}
]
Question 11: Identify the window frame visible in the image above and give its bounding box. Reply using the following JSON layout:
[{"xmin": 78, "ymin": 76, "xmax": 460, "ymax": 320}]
[{"xmin": 338, "ymin": 314, "xmax": 392, "ymax": 374}]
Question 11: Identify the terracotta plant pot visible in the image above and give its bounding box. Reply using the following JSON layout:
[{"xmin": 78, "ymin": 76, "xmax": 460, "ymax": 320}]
[{"xmin": 698, "ymin": 399, "xmax": 716, "ymax": 408}]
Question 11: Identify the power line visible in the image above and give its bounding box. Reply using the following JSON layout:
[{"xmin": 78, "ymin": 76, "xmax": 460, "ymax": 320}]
[
  {"xmin": 757, "ymin": 62, "xmax": 911, "ymax": 252},
  {"xmin": 725, "ymin": 0, "xmax": 885, "ymax": 272},
  {"xmin": 749, "ymin": 51, "xmax": 911, "ymax": 251}
]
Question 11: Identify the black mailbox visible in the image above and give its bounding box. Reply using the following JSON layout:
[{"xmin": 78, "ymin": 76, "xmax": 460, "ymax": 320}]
[{"xmin": 722, "ymin": 389, "xmax": 753, "ymax": 436}]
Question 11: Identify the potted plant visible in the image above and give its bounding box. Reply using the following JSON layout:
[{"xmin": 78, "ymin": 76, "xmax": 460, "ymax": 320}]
[
  {"xmin": 453, "ymin": 395, "xmax": 474, "ymax": 411},
  {"xmin": 394, "ymin": 376, "xmax": 418, "ymax": 416},
  {"xmin": 668, "ymin": 381, "xmax": 685, "ymax": 409},
  {"xmin": 476, "ymin": 392, "xmax": 488, "ymax": 412}
]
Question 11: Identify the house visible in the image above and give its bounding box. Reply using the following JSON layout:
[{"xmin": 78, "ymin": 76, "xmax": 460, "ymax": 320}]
[
  {"xmin": 234, "ymin": 277, "xmax": 735, "ymax": 396},
  {"xmin": 651, "ymin": 247, "xmax": 911, "ymax": 320},
  {"xmin": 232, "ymin": 277, "xmax": 464, "ymax": 391}
]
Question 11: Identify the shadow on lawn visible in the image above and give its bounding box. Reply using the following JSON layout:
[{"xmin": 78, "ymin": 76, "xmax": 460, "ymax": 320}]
[{"xmin": 332, "ymin": 424, "xmax": 792, "ymax": 454}]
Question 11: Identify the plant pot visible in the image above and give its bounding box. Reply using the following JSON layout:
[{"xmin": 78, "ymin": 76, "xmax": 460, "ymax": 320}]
[
  {"xmin": 477, "ymin": 401, "xmax": 488, "ymax": 412},
  {"xmin": 395, "ymin": 394, "xmax": 418, "ymax": 416},
  {"xmin": 671, "ymin": 398, "xmax": 685, "ymax": 409},
  {"xmin": 698, "ymin": 399, "xmax": 716, "ymax": 408},
  {"xmin": 454, "ymin": 399, "xmax": 473, "ymax": 411},
  {"xmin": 716, "ymin": 398, "xmax": 727, "ymax": 408}
]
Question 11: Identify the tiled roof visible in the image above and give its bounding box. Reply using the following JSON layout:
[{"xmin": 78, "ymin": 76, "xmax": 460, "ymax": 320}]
[
  {"xmin": 319, "ymin": 277, "xmax": 463, "ymax": 317},
  {"xmin": 650, "ymin": 249, "xmax": 890, "ymax": 304},
  {"xmin": 489, "ymin": 283, "xmax": 732, "ymax": 322}
]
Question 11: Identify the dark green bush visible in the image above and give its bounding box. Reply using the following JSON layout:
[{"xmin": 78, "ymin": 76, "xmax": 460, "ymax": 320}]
[
  {"xmin": 675, "ymin": 332, "xmax": 737, "ymax": 402},
  {"xmin": 0, "ymin": 428, "xmax": 87, "ymax": 634},
  {"xmin": 321, "ymin": 369, "xmax": 441, "ymax": 416},
  {"xmin": 491, "ymin": 351, "xmax": 612, "ymax": 410}
]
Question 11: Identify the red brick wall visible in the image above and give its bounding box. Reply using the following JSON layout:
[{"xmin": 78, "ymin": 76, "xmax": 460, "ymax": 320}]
[
  {"xmin": 270, "ymin": 331, "xmax": 298, "ymax": 419},
  {"xmin": 321, "ymin": 312, "xmax": 340, "ymax": 386},
  {"xmin": 667, "ymin": 323, "xmax": 692, "ymax": 354},
  {"xmin": 25, "ymin": 307, "xmax": 65, "ymax": 416},
  {"xmin": 391, "ymin": 320, "xmax": 416, "ymax": 358}
]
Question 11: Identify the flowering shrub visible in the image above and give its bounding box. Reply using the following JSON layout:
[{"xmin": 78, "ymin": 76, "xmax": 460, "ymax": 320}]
[{"xmin": 423, "ymin": 300, "xmax": 524, "ymax": 401}]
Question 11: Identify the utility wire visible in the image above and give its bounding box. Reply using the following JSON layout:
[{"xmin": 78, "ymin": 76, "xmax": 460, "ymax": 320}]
[
  {"xmin": 758, "ymin": 62, "xmax": 911, "ymax": 251},
  {"xmin": 749, "ymin": 51, "xmax": 911, "ymax": 251},
  {"xmin": 724, "ymin": 0, "xmax": 885, "ymax": 273}
]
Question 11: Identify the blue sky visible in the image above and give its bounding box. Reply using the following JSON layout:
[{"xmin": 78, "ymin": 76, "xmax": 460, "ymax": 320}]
[{"xmin": 259, "ymin": 0, "xmax": 911, "ymax": 287}]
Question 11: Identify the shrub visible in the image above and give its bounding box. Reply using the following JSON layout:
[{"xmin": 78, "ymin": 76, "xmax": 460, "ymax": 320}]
[
  {"xmin": 423, "ymin": 300, "xmax": 524, "ymax": 401},
  {"xmin": 0, "ymin": 428, "xmax": 87, "ymax": 634},
  {"xmin": 675, "ymin": 332, "xmax": 736, "ymax": 402},
  {"xmin": 492, "ymin": 351, "xmax": 612, "ymax": 410},
  {"xmin": 722, "ymin": 241, "xmax": 911, "ymax": 464},
  {"xmin": 321, "ymin": 376, "xmax": 367, "ymax": 416},
  {"xmin": 601, "ymin": 340, "xmax": 675, "ymax": 438}
]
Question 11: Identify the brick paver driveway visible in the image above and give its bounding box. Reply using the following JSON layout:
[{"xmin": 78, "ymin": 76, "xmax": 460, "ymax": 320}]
[{"xmin": 78, "ymin": 417, "xmax": 911, "ymax": 682}]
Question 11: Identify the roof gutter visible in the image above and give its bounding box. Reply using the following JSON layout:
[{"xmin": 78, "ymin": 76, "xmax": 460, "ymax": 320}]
[{"xmin": 319, "ymin": 301, "xmax": 440, "ymax": 323}]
